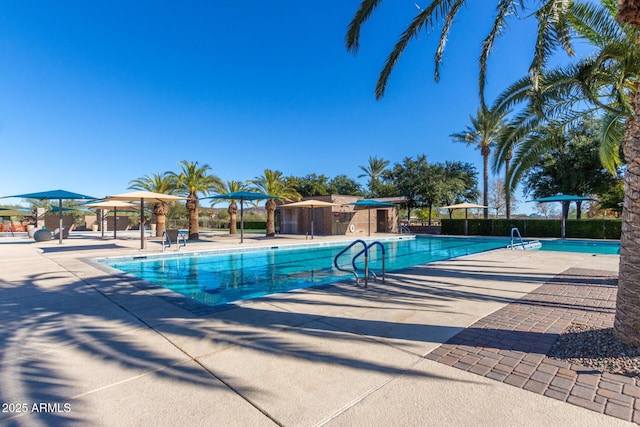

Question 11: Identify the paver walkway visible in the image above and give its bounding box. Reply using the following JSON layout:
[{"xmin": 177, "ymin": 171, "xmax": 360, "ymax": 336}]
[{"xmin": 427, "ymin": 267, "xmax": 640, "ymax": 424}]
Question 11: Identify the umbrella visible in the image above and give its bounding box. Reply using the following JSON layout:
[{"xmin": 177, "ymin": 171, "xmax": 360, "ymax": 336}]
[
  {"xmin": 206, "ymin": 191, "xmax": 277, "ymax": 243},
  {"xmin": 83, "ymin": 200, "xmax": 140, "ymax": 239},
  {"xmin": 105, "ymin": 191, "xmax": 186, "ymax": 249},
  {"xmin": 279, "ymin": 199, "xmax": 340, "ymax": 239},
  {"xmin": 347, "ymin": 199, "xmax": 397, "ymax": 236},
  {"xmin": 0, "ymin": 207, "xmax": 31, "ymax": 215},
  {"xmin": 2, "ymin": 190, "xmax": 96, "ymax": 243},
  {"xmin": 441, "ymin": 202, "xmax": 489, "ymax": 236},
  {"xmin": 529, "ymin": 194, "xmax": 596, "ymax": 239}
]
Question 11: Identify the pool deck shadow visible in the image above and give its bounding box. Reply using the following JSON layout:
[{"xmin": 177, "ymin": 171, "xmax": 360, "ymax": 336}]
[{"xmin": 0, "ymin": 234, "xmax": 631, "ymax": 426}]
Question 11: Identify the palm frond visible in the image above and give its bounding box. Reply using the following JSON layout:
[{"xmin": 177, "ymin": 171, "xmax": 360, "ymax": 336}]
[
  {"xmin": 479, "ymin": 0, "xmax": 517, "ymax": 104},
  {"xmin": 600, "ymin": 110, "xmax": 625, "ymax": 174}
]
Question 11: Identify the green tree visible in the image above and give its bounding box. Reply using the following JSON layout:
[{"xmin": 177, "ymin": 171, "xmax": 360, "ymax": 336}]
[
  {"xmin": 212, "ymin": 180, "xmax": 249, "ymax": 235},
  {"xmin": 382, "ymin": 155, "xmax": 430, "ymax": 220},
  {"xmin": 358, "ymin": 156, "xmax": 390, "ymax": 197},
  {"xmin": 451, "ymin": 105, "xmax": 508, "ymax": 219},
  {"xmin": 522, "ymin": 117, "xmax": 622, "ymax": 218},
  {"xmin": 168, "ymin": 160, "xmax": 222, "ymax": 240},
  {"xmin": 250, "ymin": 169, "xmax": 301, "ymax": 237},
  {"xmin": 440, "ymin": 161, "xmax": 480, "ymax": 208},
  {"xmin": 328, "ymin": 174, "xmax": 364, "ymax": 196},
  {"xmin": 286, "ymin": 174, "xmax": 330, "ymax": 197},
  {"xmin": 493, "ymin": 0, "xmax": 636, "ymax": 192},
  {"xmin": 598, "ymin": 179, "xmax": 624, "ymax": 215}
]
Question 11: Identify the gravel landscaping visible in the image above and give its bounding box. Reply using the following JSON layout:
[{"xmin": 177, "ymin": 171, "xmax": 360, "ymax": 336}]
[{"xmin": 548, "ymin": 322, "xmax": 640, "ymax": 379}]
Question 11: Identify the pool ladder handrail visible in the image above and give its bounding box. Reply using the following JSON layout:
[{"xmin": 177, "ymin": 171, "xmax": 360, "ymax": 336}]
[
  {"xmin": 333, "ymin": 239, "xmax": 386, "ymax": 287},
  {"xmin": 162, "ymin": 230, "xmax": 187, "ymax": 252},
  {"xmin": 510, "ymin": 227, "xmax": 525, "ymax": 249}
]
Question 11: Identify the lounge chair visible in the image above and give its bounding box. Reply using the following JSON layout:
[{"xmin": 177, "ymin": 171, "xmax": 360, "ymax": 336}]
[{"xmin": 52, "ymin": 224, "xmax": 76, "ymax": 240}]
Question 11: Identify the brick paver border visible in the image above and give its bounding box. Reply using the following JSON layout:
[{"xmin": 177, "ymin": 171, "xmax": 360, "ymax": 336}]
[{"xmin": 426, "ymin": 268, "xmax": 640, "ymax": 424}]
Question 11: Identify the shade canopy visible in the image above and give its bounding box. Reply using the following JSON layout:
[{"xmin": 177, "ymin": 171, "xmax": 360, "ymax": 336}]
[
  {"xmin": 529, "ymin": 194, "xmax": 596, "ymax": 239},
  {"xmin": 441, "ymin": 202, "xmax": 488, "ymax": 236},
  {"xmin": 4, "ymin": 189, "xmax": 96, "ymax": 201},
  {"xmin": 84, "ymin": 200, "xmax": 140, "ymax": 240},
  {"xmin": 2, "ymin": 189, "xmax": 96, "ymax": 244},
  {"xmin": 105, "ymin": 191, "xmax": 186, "ymax": 249},
  {"xmin": 83, "ymin": 200, "xmax": 140, "ymax": 209},
  {"xmin": 348, "ymin": 199, "xmax": 397, "ymax": 208},
  {"xmin": 280, "ymin": 199, "xmax": 340, "ymax": 208},
  {"xmin": 280, "ymin": 199, "xmax": 340, "ymax": 239},
  {"xmin": 0, "ymin": 207, "xmax": 31, "ymax": 213},
  {"xmin": 347, "ymin": 199, "xmax": 397, "ymax": 236},
  {"xmin": 206, "ymin": 191, "xmax": 277, "ymax": 201},
  {"xmin": 207, "ymin": 191, "xmax": 278, "ymax": 243},
  {"xmin": 50, "ymin": 206, "xmax": 80, "ymax": 212},
  {"xmin": 106, "ymin": 190, "xmax": 185, "ymax": 203},
  {"xmin": 441, "ymin": 202, "xmax": 488, "ymax": 209},
  {"xmin": 530, "ymin": 195, "xmax": 596, "ymax": 203}
]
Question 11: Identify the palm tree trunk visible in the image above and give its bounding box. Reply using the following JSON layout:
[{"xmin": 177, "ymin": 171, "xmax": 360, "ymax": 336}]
[
  {"xmin": 228, "ymin": 201, "xmax": 237, "ymax": 235},
  {"xmin": 617, "ymin": 0, "xmax": 640, "ymax": 26},
  {"xmin": 505, "ymin": 152, "xmax": 512, "ymax": 219},
  {"xmin": 265, "ymin": 199, "xmax": 276, "ymax": 237},
  {"xmin": 614, "ymin": 85, "xmax": 640, "ymax": 347},
  {"xmin": 156, "ymin": 214, "xmax": 166, "ymax": 237},
  {"xmin": 482, "ymin": 148, "xmax": 490, "ymax": 220},
  {"xmin": 186, "ymin": 195, "xmax": 199, "ymax": 240}
]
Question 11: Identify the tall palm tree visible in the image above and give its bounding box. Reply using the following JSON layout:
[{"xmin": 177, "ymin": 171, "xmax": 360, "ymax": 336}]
[
  {"xmin": 212, "ymin": 180, "xmax": 249, "ymax": 235},
  {"xmin": 249, "ymin": 169, "xmax": 301, "ymax": 237},
  {"xmin": 604, "ymin": 0, "xmax": 640, "ymax": 347},
  {"xmin": 168, "ymin": 160, "xmax": 222, "ymax": 240},
  {"xmin": 128, "ymin": 172, "xmax": 177, "ymax": 237},
  {"xmin": 358, "ymin": 156, "xmax": 390, "ymax": 196},
  {"xmin": 347, "ymin": 0, "xmax": 640, "ymax": 346},
  {"xmin": 451, "ymin": 105, "xmax": 508, "ymax": 219}
]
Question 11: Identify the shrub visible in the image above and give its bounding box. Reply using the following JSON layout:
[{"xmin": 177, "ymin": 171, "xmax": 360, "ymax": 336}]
[{"xmin": 440, "ymin": 218, "xmax": 620, "ymax": 239}]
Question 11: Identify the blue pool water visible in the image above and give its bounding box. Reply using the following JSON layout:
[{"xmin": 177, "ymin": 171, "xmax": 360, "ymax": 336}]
[
  {"xmin": 101, "ymin": 236, "xmax": 620, "ymax": 307},
  {"xmin": 102, "ymin": 236, "xmax": 508, "ymax": 306},
  {"xmin": 539, "ymin": 239, "xmax": 620, "ymax": 254}
]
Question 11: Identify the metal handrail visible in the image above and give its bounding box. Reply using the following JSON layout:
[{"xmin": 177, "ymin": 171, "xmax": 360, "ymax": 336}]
[
  {"xmin": 353, "ymin": 241, "xmax": 386, "ymax": 284},
  {"xmin": 334, "ymin": 239, "xmax": 368, "ymax": 285},
  {"xmin": 510, "ymin": 227, "xmax": 524, "ymax": 249},
  {"xmin": 333, "ymin": 239, "xmax": 386, "ymax": 287},
  {"xmin": 176, "ymin": 230, "xmax": 187, "ymax": 250},
  {"xmin": 399, "ymin": 225, "xmax": 411, "ymax": 234},
  {"xmin": 162, "ymin": 230, "xmax": 171, "ymax": 252}
]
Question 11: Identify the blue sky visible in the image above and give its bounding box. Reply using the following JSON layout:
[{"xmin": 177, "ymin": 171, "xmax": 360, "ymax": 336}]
[{"xmin": 0, "ymin": 1, "xmax": 572, "ymax": 213}]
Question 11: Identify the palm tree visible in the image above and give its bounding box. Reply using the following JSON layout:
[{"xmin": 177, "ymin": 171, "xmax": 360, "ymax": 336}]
[
  {"xmin": 358, "ymin": 156, "xmax": 390, "ymax": 197},
  {"xmin": 346, "ymin": 1, "xmax": 574, "ymax": 103},
  {"xmin": 212, "ymin": 180, "xmax": 249, "ymax": 235},
  {"xmin": 597, "ymin": 0, "xmax": 640, "ymax": 347},
  {"xmin": 451, "ymin": 105, "xmax": 508, "ymax": 219},
  {"xmin": 249, "ymin": 169, "xmax": 301, "ymax": 237},
  {"xmin": 492, "ymin": 0, "xmax": 636, "ymax": 193},
  {"xmin": 347, "ymin": 0, "xmax": 640, "ymax": 347},
  {"xmin": 168, "ymin": 160, "xmax": 222, "ymax": 240},
  {"xmin": 128, "ymin": 172, "xmax": 177, "ymax": 237}
]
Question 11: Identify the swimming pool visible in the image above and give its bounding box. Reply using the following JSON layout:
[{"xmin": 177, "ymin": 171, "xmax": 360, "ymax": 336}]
[
  {"xmin": 101, "ymin": 236, "xmax": 510, "ymax": 307},
  {"xmin": 100, "ymin": 236, "xmax": 620, "ymax": 307},
  {"xmin": 539, "ymin": 239, "xmax": 620, "ymax": 254}
]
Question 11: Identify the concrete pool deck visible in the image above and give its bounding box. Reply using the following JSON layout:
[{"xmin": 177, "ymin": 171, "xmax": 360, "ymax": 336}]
[{"xmin": 0, "ymin": 232, "xmax": 633, "ymax": 426}]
